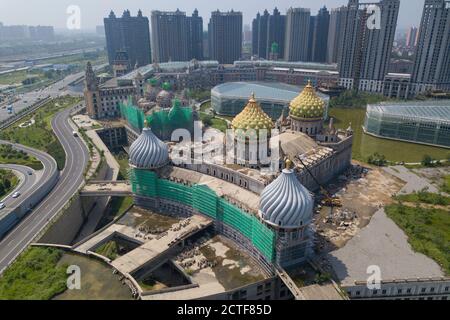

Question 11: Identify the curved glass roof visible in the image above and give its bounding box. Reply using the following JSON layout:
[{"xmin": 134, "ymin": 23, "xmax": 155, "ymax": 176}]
[{"xmin": 367, "ymin": 100, "xmax": 450, "ymax": 124}]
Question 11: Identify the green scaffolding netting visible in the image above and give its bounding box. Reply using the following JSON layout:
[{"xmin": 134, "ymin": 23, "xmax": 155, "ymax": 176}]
[
  {"xmin": 130, "ymin": 168, "xmax": 276, "ymax": 262},
  {"xmin": 120, "ymin": 101, "xmax": 145, "ymax": 131},
  {"xmin": 120, "ymin": 100, "xmax": 193, "ymax": 140}
]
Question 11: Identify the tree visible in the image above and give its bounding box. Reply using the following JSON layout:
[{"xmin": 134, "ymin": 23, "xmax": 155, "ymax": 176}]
[
  {"xmin": 3, "ymin": 179, "xmax": 11, "ymax": 190},
  {"xmin": 421, "ymin": 154, "xmax": 433, "ymax": 167},
  {"xmin": 201, "ymin": 114, "xmax": 213, "ymax": 127}
]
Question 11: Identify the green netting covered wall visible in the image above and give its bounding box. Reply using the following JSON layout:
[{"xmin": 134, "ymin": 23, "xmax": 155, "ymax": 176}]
[
  {"xmin": 129, "ymin": 169, "xmax": 157, "ymax": 197},
  {"xmin": 158, "ymin": 179, "xmax": 193, "ymax": 206},
  {"xmin": 192, "ymin": 185, "xmax": 218, "ymax": 219},
  {"xmin": 119, "ymin": 100, "xmax": 193, "ymax": 141},
  {"xmin": 120, "ymin": 102, "xmax": 145, "ymax": 131},
  {"xmin": 130, "ymin": 168, "xmax": 276, "ymax": 262}
]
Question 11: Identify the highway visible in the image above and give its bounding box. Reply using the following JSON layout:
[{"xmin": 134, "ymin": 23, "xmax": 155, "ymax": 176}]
[
  {"xmin": 0, "ymin": 63, "xmax": 107, "ymax": 122},
  {"xmin": 0, "ymin": 105, "xmax": 89, "ymax": 274},
  {"xmin": 0, "ymin": 164, "xmax": 37, "ymax": 208}
]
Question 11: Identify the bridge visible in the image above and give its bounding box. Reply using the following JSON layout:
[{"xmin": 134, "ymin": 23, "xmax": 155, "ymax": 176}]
[
  {"xmin": 79, "ymin": 180, "xmax": 132, "ymax": 197},
  {"xmin": 275, "ymin": 265, "xmax": 307, "ymax": 300}
]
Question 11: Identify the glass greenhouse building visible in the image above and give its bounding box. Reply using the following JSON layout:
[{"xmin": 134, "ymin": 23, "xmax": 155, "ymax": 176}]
[
  {"xmin": 211, "ymin": 81, "xmax": 330, "ymax": 120},
  {"xmin": 364, "ymin": 101, "xmax": 450, "ymax": 148}
]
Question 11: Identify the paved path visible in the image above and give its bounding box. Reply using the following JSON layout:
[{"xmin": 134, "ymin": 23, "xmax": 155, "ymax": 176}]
[
  {"xmin": 328, "ymin": 208, "xmax": 444, "ymax": 286},
  {"xmin": 383, "ymin": 165, "xmax": 438, "ymax": 194}
]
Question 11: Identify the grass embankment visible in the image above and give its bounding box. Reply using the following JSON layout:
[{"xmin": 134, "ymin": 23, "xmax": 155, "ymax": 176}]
[
  {"xmin": 441, "ymin": 175, "xmax": 450, "ymax": 194},
  {"xmin": 0, "ymin": 96, "xmax": 82, "ymax": 170},
  {"xmin": 0, "ymin": 169, "xmax": 19, "ymax": 199},
  {"xmin": 395, "ymin": 191, "xmax": 450, "ymax": 206},
  {"xmin": 0, "ymin": 247, "xmax": 67, "ymax": 300},
  {"xmin": 199, "ymin": 112, "xmax": 228, "ymax": 133},
  {"xmin": 329, "ymin": 90, "xmax": 392, "ymax": 109},
  {"xmin": 0, "ymin": 144, "xmax": 43, "ymax": 170},
  {"xmin": 95, "ymin": 241, "xmax": 119, "ymax": 260},
  {"xmin": 113, "ymin": 150, "xmax": 129, "ymax": 180},
  {"xmin": 385, "ymin": 200, "xmax": 450, "ymax": 275}
]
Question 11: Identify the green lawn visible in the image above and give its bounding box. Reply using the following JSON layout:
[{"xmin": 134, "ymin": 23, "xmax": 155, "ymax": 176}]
[
  {"xmin": 0, "ymin": 96, "xmax": 82, "ymax": 170},
  {"xmin": 395, "ymin": 191, "xmax": 450, "ymax": 206},
  {"xmin": 200, "ymin": 101, "xmax": 211, "ymax": 112},
  {"xmin": 0, "ymin": 247, "xmax": 67, "ymax": 300},
  {"xmin": 199, "ymin": 112, "xmax": 228, "ymax": 133},
  {"xmin": 385, "ymin": 203, "xmax": 450, "ymax": 275},
  {"xmin": 113, "ymin": 151, "xmax": 130, "ymax": 180},
  {"xmin": 0, "ymin": 169, "xmax": 18, "ymax": 199},
  {"xmin": 0, "ymin": 144, "xmax": 43, "ymax": 170},
  {"xmin": 95, "ymin": 241, "xmax": 119, "ymax": 261},
  {"xmin": 441, "ymin": 175, "xmax": 450, "ymax": 194}
]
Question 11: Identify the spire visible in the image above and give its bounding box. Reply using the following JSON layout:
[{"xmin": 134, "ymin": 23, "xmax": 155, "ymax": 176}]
[
  {"xmin": 285, "ymin": 157, "xmax": 294, "ymax": 170},
  {"xmin": 328, "ymin": 117, "xmax": 336, "ymax": 134},
  {"xmin": 85, "ymin": 61, "xmax": 97, "ymax": 91}
]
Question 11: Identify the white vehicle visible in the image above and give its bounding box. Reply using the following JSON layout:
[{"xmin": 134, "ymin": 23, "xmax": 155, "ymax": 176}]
[
  {"xmin": 12, "ymin": 192, "xmax": 20, "ymax": 198},
  {"xmin": 72, "ymin": 131, "xmax": 79, "ymax": 137},
  {"xmin": 0, "ymin": 202, "xmax": 5, "ymax": 210}
]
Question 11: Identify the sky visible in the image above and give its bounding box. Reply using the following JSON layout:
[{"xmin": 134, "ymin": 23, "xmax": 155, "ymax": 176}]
[{"xmin": 0, "ymin": 0, "xmax": 425, "ymax": 31}]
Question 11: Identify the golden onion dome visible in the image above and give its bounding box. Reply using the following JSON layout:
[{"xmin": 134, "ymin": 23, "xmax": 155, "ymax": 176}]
[
  {"xmin": 289, "ymin": 80, "xmax": 325, "ymax": 119},
  {"xmin": 231, "ymin": 93, "xmax": 274, "ymax": 132}
]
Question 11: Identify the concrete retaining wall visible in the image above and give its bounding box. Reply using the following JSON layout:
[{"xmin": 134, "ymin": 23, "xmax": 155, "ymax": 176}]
[
  {"xmin": 38, "ymin": 157, "xmax": 114, "ymax": 245},
  {"xmin": 37, "ymin": 194, "xmax": 86, "ymax": 245}
]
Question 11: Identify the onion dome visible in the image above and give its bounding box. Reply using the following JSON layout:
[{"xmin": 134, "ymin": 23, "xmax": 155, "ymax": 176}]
[
  {"xmin": 156, "ymin": 90, "xmax": 174, "ymax": 108},
  {"xmin": 290, "ymin": 80, "xmax": 325, "ymax": 119},
  {"xmin": 129, "ymin": 121, "xmax": 169, "ymax": 169},
  {"xmin": 259, "ymin": 159, "xmax": 313, "ymax": 229},
  {"xmin": 231, "ymin": 93, "xmax": 274, "ymax": 133}
]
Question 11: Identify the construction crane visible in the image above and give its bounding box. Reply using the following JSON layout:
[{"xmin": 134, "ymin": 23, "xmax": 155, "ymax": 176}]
[{"xmin": 295, "ymin": 156, "xmax": 342, "ymax": 208}]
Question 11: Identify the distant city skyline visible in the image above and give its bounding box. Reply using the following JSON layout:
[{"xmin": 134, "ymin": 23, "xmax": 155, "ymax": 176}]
[{"xmin": 0, "ymin": 0, "xmax": 425, "ymax": 30}]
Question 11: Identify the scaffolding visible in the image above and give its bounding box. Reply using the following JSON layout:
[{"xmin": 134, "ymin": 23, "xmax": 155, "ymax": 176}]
[
  {"xmin": 120, "ymin": 100, "xmax": 194, "ymax": 141},
  {"xmin": 130, "ymin": 168, "xmax": 276, "ymax": 262},
  {"xmin": 120, "ymin": 101, "xmax": 145, "ymax": 132}
]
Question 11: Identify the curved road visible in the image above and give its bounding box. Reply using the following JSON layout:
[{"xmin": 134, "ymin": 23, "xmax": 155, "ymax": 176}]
[
  {"xmin": 0, "ymin": 164, "xmax": 37, "ymax": 208},
  {"xmin": 0, "ymin": 105, "xmax": 89, "ymax": 273},
  {"xmin": 0, "ymin": 140, "xmax": 58, "ymax": 213}
]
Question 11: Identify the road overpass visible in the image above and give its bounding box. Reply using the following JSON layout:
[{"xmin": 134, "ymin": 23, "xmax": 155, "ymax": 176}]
[
  {"xmin": 80, "ymin": 181, "xmax": 132, "ymax": 197},
  {"xmin": 0, "ymin": 141, "xmax": 59, "ymax": 240},
  {"xmin": 0, "ymin": 105, "xmax": 89, "ymax": 274}
]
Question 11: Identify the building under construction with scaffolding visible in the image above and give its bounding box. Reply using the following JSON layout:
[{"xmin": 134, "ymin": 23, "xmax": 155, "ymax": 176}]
[{"xmin": 121, "ymin": 82, "xmax": 353, "ymax": 274}]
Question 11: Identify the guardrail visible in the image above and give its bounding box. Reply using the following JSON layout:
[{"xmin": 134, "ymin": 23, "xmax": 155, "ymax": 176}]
[{"xmin": 0, "ymin": 96, "xmax": 52, "ymax": 130}]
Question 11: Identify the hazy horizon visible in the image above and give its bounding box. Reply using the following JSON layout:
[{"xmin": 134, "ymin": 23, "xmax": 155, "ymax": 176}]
[{"xmin": 0, "ymin": 0, "xmax": 425, "ymax": 31}]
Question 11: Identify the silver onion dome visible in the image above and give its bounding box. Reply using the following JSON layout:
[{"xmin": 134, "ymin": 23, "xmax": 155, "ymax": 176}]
[
  {"xmin": 129, "ymin": 126, "xmax": 169, "ymax": 169},
  {"xmin": 259, "ymin": 166, "xmax": 313, "ymax": 229}
]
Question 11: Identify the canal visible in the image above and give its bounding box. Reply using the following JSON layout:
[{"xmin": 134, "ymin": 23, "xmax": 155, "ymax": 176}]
[{"xmin": 329, "ymin": 107, "xmax": 449, "ymax": 163}]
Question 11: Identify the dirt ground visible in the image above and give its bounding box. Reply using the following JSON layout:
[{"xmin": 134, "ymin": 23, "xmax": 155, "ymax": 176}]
[{"xmin": 313, "ymin": 161, "xmax": 404, "ymax": 252}]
